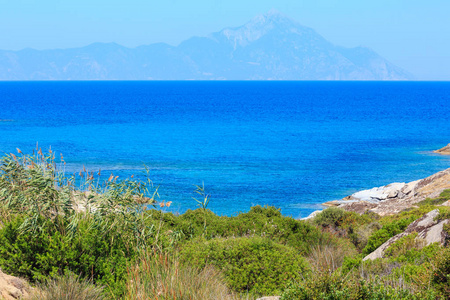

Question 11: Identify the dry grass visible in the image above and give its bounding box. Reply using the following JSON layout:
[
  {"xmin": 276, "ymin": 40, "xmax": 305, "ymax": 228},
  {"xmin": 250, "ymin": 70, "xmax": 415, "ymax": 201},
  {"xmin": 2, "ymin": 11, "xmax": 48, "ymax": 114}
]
[
  {"xmin": 124, "ymin": 251, "xmax": 245, "ymax": 300},
  {"xmin": 308, "ymin": 241, "xmax": 357, "ymax": 274},
  {"xmin": 29, "ymin": 273, "xmax": 104, "ymax": 300}
]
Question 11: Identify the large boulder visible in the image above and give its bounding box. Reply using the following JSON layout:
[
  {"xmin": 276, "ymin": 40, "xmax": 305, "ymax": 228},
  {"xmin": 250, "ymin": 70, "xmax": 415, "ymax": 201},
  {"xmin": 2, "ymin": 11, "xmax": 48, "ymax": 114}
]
[
  {"xmin": 0, "ymin": 270, "xmax": 30, "ymax": 300},
  {"xmin": 363, "ymin": 209, "xmax": 449, "ymax": 261}
]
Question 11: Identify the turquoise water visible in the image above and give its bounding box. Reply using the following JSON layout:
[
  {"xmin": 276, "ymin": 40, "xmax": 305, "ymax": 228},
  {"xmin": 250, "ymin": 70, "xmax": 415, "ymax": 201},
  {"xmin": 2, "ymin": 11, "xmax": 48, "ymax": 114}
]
[{"xmin": 1, "ymin": 81, "xmax": 449, "ymax": 217}]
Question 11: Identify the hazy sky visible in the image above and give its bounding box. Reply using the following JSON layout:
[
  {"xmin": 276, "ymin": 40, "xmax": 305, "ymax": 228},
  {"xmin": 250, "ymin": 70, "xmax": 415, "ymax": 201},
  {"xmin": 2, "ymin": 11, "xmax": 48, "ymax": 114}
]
[{"xmin": 1, "ymin": 0, "xmax": 449, "ymax": 80}]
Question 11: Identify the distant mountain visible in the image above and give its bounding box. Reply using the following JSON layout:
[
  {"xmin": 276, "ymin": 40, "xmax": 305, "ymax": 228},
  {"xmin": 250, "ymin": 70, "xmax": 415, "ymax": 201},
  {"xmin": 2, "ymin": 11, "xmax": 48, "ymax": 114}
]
[{"xmin": 0, "ymin": 11, "xmax": 413, "ymax": 80}]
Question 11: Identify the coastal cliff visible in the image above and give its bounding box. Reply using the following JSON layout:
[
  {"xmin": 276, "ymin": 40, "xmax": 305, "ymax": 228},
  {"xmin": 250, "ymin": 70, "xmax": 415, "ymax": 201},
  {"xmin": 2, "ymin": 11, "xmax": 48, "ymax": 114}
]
[{"xmin": 324, "ymin": 168, "xmax": 450, "ymax": 216}]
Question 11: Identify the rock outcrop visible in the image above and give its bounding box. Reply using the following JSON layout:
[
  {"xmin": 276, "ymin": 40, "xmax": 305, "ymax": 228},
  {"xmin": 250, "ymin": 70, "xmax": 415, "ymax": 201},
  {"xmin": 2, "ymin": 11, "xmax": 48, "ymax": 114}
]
[
  {"xmin": 434, "ymin": 144, "xmax": 450, "ymax": 155},
  {"xmin": 324, "ymin": 168, "xmax": 450, "ymax": 216},
  {"xmin": 363, "ymin": 209, "xmax": 449, "ymax": 261},
  {"xmin": 0, "ymin": 270, "xmax": 30, "ymax": 299}
]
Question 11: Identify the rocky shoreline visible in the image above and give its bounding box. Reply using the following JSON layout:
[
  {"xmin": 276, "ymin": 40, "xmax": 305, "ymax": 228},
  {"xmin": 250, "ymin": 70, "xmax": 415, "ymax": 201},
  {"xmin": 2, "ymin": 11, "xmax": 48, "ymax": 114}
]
[
  {"xmin": 434, "ymin": 143, "xmax": 450, "ymax": 155},
  {"xmin": 322, "ymin": 168, "xmax": 450, "ymax": 216}
]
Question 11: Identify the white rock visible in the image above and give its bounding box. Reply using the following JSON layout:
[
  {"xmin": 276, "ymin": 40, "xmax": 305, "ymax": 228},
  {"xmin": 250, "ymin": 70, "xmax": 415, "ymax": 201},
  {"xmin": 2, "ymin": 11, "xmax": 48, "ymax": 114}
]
[
  {"xmin": 401, "ymin": 180, "xmax": 420, "ymax": 195},
  {"xmin": 301, "ymin": 210, "xmax": 322, "ymax": 220},
  {"xmin": 351, "ymin": 182, "xmax": 406, "ymax": 202},
  {"xmin": 423, "ymin": 220, "xmax": 449, "ymax": 245}
]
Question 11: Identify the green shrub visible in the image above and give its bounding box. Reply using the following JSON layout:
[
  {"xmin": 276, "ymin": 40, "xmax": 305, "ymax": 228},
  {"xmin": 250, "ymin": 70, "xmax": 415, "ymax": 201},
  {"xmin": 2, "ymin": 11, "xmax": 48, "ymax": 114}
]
[
  {"xmin": 312, "ymin": 207, "xmax": 376, "ymax": 228},
  {"xmin": 145, "ymin": 205, "xmax": 331, "ymax": 255},
  {"xmin": 436, "ymin": 207, "xmax": 450, "ymax": 222},
  {"xmin": 443, "ymin": 223, "xmax": 450, "ymax": 247},
  {"xmin": 338, "ymin": 243, "xmax": 445, "ymax": 298},
  {"xmin": 312, "ymin": 207, "xmax": 347, "ymax": 228},
  {"xmin": 311, "ymin": 208, "xmax": 380, "ymax": 251},
  {"xmin": 418, "ymin": 189, "xmax": 450, "ymax": 206},
  {"xmin": 280, "ymin": 272, "xmax": 438, "ymax": 300},
  {"xmin": 341, "ymin": 254, "xmax": 364, "ymax": 274},
  {"xmin": 392, "ymin": 242, "xmax": 441, "ymax": 264},
  {"xmin": 0, "ymin": 216, "xmax": 135, "ymax": 297},
  {"xmin": 349, "ymin": 222, "xmax": 382, "ymax": 251},
  {"xmin": 180, "ymin": 236, "xmax": 310, "ymax": 296},
  {"xmin": 432, "ymin": 247, "xmax": 450, "ymax": 298},
  {"xmin": 362, "ymin": 217, "xmax": 416, "ymax": 255},
  {"xmin": 384, "ymin": 233, "xmax": 425, "ymax": 258}
]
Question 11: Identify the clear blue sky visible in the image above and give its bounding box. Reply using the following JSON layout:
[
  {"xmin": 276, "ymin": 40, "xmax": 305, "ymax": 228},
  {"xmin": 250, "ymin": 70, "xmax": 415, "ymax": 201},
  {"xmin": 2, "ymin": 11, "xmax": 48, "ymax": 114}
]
[{"xmin": 1, "ymin": 0, "xmax": 449, "ymax": 80}]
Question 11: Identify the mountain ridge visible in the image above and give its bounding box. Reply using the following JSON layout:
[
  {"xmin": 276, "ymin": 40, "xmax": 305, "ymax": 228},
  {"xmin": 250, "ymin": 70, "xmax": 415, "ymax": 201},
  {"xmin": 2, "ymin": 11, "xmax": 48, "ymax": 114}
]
[{"xmin": 0, "ymin": 11, "xmax": 413, "ymax": 80}]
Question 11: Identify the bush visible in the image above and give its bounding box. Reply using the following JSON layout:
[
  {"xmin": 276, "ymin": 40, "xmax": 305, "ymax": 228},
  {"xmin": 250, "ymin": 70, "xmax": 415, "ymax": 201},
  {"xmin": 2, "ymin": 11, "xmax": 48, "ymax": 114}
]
[
  {"xmin": 362, "ymin": 217, "xmax": 416, "ymax": 255},
  {"xmin": 432, "ymin": 247, "xmax": 450, "ymax": 298},
  {"xmin": 312, "ymin": 208, "xmax": 347, "ymax": 228},
  {"xmin": 180, "ymin": 237, "xmax": 310, "ymax": 296},
  {"xmin": 311, "ymin": 208, "xmax": 380, "ymax": 250},
  {"xmin": 436, "ymin": 207, "xmax": 450, "ymax": 222},
  {"xmin": 418, "ymin": 189, "xmax": 450, "ymax": 206},
  {"xmin": 145, "ymin": 205, "xmax": 331, "ymax": 255},
  {"xmin": 384, "ymin": 233, "xmax": 425, "ymax": 258},
  {"xmin": 280, "ymin": 271, "xmax": 438, "ymax": 300},
  {"xmin": 341, "ymin": 254, "xmax": 364, "ymax": 274},
  {"xmin": 0, "ymin": 216, "xmax": 135, "ymax": 297},
  {"xmin": 392, "ymin": 242, "xmax": 441, "ymax": 265}
]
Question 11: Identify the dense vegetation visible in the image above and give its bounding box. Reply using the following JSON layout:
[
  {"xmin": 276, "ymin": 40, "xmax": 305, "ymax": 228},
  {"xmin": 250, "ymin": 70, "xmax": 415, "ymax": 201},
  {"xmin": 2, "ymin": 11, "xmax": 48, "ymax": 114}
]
[{"xmin": 0, "ymin": 149, "xmax": 448, "ymax": 299}]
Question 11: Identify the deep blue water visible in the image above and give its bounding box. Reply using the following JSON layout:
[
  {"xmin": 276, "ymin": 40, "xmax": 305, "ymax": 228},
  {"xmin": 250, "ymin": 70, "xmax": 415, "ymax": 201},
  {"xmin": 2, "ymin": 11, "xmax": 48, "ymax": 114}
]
[{"xmin": 1, "ymin": 81, "xmax": 449, "ymax": 218}]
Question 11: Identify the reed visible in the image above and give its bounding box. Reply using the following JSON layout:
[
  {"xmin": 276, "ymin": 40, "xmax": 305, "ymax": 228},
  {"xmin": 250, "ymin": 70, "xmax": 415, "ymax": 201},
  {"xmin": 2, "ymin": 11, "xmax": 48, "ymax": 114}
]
[{"xmin": 0, "ymin": 147, "xmax": 159, "ymax": 249}]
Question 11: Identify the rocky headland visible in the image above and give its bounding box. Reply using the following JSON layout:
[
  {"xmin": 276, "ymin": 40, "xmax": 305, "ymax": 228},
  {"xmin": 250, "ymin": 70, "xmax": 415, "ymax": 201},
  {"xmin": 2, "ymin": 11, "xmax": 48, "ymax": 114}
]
[
  {"xmin": 318, "ymin": 165, "xmax": 450, "ymax": 263},
  {"xmin": 434, "ymin": 143, "xmax": 450, "ymax": 155},
  {"xmin": 323, "ymin": 168, "xmax": 450, "ymax": 216}
]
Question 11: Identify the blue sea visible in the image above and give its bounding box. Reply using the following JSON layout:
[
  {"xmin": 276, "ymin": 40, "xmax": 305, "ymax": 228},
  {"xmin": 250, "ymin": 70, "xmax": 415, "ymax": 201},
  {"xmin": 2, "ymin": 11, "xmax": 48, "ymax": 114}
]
[{"xmin": 1, "ymin": 81, "xmax": 449, "ymax": 218}]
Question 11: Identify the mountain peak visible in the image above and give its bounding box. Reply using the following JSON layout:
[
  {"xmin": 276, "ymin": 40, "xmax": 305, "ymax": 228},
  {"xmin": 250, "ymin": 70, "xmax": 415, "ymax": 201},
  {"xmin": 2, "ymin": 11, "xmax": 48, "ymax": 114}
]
[
  {"xmin": 244, "ymin": 9, "xmax": 302, "ymax": 32},
  {"xmin": 0, "ymin": 11, "xmax": 413, "ymax": 80},
  {"xmin": 254, "ymin": 9, "xmax": 293, "ymax": 24},
  {"xmin": 217, "ymin": 10, "xmax": 310, "ymax": 48}
]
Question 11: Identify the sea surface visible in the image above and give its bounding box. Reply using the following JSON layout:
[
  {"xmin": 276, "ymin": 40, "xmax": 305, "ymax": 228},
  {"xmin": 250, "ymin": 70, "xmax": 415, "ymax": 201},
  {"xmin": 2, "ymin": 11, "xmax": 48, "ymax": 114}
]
[{"xmin": 1, "ymin": 81, "xmax": 449, "ymax": 218}]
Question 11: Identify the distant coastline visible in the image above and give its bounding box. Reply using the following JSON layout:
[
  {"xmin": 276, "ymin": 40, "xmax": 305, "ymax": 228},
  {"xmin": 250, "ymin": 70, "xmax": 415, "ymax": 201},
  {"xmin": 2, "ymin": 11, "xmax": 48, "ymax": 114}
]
[
  {"xmin": 0, "ymin": 12, "xmax": 412, "ymax": 81},
  {"xmin": 434, "ymin": 143, "xmax": 450, "ymax": 155}
]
